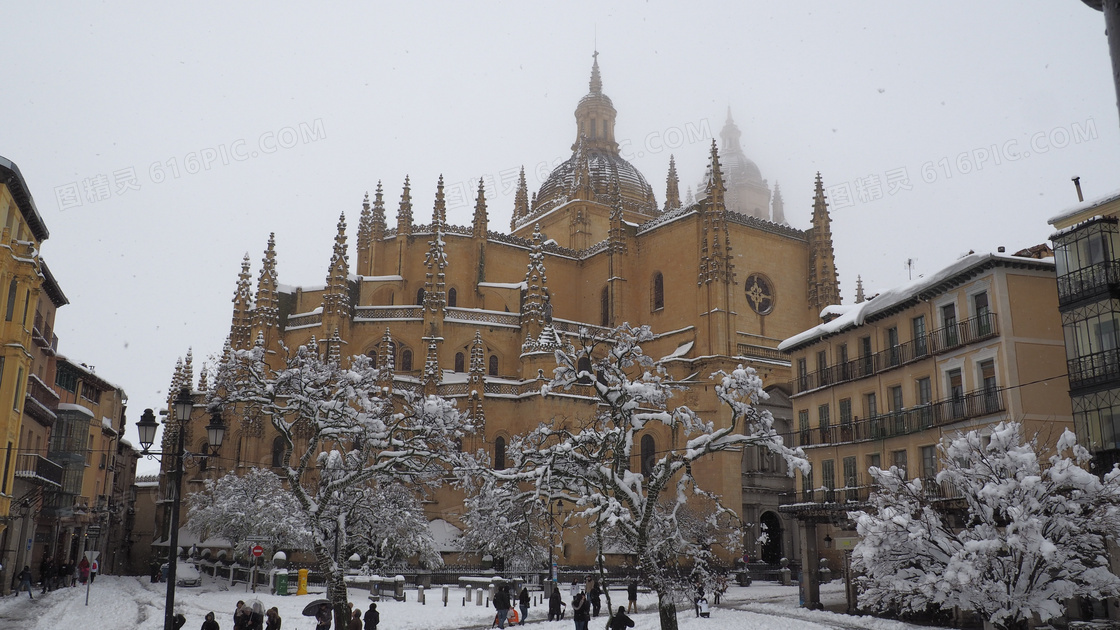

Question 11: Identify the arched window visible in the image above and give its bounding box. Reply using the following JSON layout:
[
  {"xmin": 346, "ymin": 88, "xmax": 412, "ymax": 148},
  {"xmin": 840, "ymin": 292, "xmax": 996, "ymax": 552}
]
[
  {"xmin": 198, "ymin": 442, "xmax": 209, "ymax": 471},
  {"xmin": 368, "ymin": 349, "xmax": 377, "ymax": 368},
  {"xmin": 488, "ymin": 355, "xmax": 498, "ymax": 376},
  {"xmin": 271, "ymin": 436, "xmax": 285, "ymax": 468},
  {"xmin": 494, "ymin": 436, "xmax": 506, "ymax": 470},
  {"xmin": 455, "ymin": 352, "xmax": 465, "ymax": 372},
  {"xmin": 416, "ymin": 288, "xmax": 426, "ymax": 305},
  {"xmin": 448, "ymin": 287, "xmax": 457, "ymax": 308},
  {"xmin": 401, "ymin": 349, "xmax": 413, "ymax": 371},
  {"xmin": 454, "ymin": 437, "xmax": 463, "ymax": 453},
  {"xmin": 600, "ymin": 286, "xmax": 609, "ymax": 327},
  {"xmin": 641, "ymin": 434, "xmax": 655, "ymax": 475},
  {"xmin": 652, "ymin": 272, "xmax": 664, "ymax": 311},
  {"xmin": 577, "ymin": 357, "xmax": 593, "ymax": 385}
]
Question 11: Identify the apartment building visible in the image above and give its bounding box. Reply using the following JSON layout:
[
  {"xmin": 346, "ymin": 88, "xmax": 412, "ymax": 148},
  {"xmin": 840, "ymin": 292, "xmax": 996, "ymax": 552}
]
[{"xmin": 777, "ymin": 249, "xmax": 1072, "ymax": 608}]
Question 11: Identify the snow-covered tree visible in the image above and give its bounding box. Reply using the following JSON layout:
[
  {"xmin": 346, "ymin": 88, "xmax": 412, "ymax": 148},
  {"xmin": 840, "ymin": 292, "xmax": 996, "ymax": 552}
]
[
  {"xmin": 503, "ymin": 323, "xmax": 806, "ymax": 630},
  {"xmin": 851, "ymin": 421, "xmax": 1120, "ymax": 630},
  {"xmin": 209, "ymin": 342, "xmax": 472, "ymax": 630},
  {"xmin": 459, "ymin": 475, "xmax": 550, "ymax": 572},
  {"xmin": 345, "ymin": 478, "xmax": 442, "ymax": 572},
  {"xmin": 185, "ymin": 467, "xmax": 311, "ymax": 558}
]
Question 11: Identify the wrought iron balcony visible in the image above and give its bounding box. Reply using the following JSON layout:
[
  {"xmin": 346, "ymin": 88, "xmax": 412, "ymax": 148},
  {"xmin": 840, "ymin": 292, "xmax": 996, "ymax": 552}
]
[
  {"xmin": 14, "ymin": 453, "xmax": 63, "ymax": 488},
  {"xmin": 1057, "ymin": 261, "xmax": 1120, "ymax": 307},
  {"xmin": 1068, "ymin": 348, "xmax": 1120, "ymax": 391}
]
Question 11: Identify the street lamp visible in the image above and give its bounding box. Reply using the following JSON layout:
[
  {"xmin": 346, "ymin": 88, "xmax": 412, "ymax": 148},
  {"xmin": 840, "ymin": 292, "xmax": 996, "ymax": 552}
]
[
  {"xmin": 547, "ymin": 498, "xmax": 564, "ymax": 585},
  {"xmin": 137, "ymin": 386, "xmax": 225, "ymax": 630}
]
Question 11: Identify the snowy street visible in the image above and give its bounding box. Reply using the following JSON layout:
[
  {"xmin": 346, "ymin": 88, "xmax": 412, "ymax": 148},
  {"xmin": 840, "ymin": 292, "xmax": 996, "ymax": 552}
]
[{"xmin": 0, "ymin": 576, "xmax": 952, "ymax": 630}]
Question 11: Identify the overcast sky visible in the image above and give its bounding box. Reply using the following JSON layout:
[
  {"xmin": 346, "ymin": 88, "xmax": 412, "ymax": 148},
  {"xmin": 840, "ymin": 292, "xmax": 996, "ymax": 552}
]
[{"xmin": 2, "ymin": 2, "xmax": 1118, "ymax": 460}]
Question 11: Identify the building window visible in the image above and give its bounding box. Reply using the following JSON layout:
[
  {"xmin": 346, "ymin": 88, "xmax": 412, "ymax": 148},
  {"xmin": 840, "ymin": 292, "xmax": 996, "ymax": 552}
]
[
  {"xmin": 1, "ymin": 442, "xmax": 10, "ymax": 494},
  {"xmin": 4, "ymin": 278, "xmax": 15, "ymax": 322},
  {"xmin": 272, "ymin": 436, "xmax": 285, "ymax": 468},
  {"xmin": 948, "ymin": 368, "xmax": 964, "ymax": 418},
  {"xmin": 866, "ymin": 392, "xmax": 881, "ymax": 438},
  {"xmin": 801, "ymin": 469, "xmax": 814, "ymax": 501},
  {"xmin": 887, "ymin": 327, "xmax": 900, "ymax": 367},
  {"xmin": 974, "ymin": 292, "xmax": 991, "ymax": 336},
  {"xmin": 816, "ymin": 350, "xmax": 829, "ymax": 386},
  {"xmin": 416, "ymin": 288, "xmax": 425, "ymax": 306},
  {"xmin": 916, "ymin": 376, "xmax": 933, "ymax": 427},
  {"xmin": 821, "ymin": 459, "xmax": 835, "ymax": 501},
  {"xmin": 867, "ymin": 452, "xmax": 881, "ymax": 471},
  {"xmin": 455, "ymin": 352, "xmax": 465, "ymax": 372},
  {"xmin": 818, "ymin": 404, "xmax": 830, "ymax": 442},
  {"xmin": 942, "ymin": 303, "xmax": 958, "ymax": 347},
  {"xmin": 577, "ymin": 357, "xmax": 593, "ymax": 385},
  {"xmin": 21, "ymin": 289, "xmax": 28, "ymax": 325},
  {"xmin": 838, "ymin": 343, "xmax": 849, "ymax": 380},
  {"xmin": 890, "ymin": 385, "xmax": 904, "ymax": 434},
  {"xmin": 81, "ymin": 382, "xmax": 101, "ymax": 404},
  {"xmin": 448, "ymin": 287, "xmax": 457, "ymax": 308},
  {"xmin": 600, "ymin": 286, "xmax": 609, "ymax": 327},
  {"xmin": 494, "ymin": 436, "xmax": 506, "ymax": 470},
  {"xmin": 859, "ymin": 336, "xmax": 873, "ymax": 375},
  {"xmin": 912, "ymin": 315, "xmax": 927, "ymax": 356},
  {"xmin": 14, "ymin": 368, "xmax": 23, "ymax": 412},
  {"xmin": 651, "ymin": 272, "xmax": 664, "ymax": 311},
  {"xmin": 401, "ymin": 349, "xmax": 413, "ymax": 372},
  {"xmin": 488, "ymin": 355, "xmax": 498, "ymax": 376},
  {"xmin": 796, "ymin": 358, "xmax": 807, "ymax": 391},
  {"xmin": 843, "ymin": 456, "xmax": 857, "ymax": 491},
  {"xmin": 641, "ymin": 434, "xmax": 655, "ymax": 475},
  {"xmin": 798, "ymin": 409, "xmax": 810, "ymax": 446},
  {"xmin": 891, "ymin": 449, "xmax": 908, "ymax": 478},
  {"xmin": 980, "ymin": 359, "xmax": 998, "ymax": 413},
  {"xmin": 921, "ymin": 445, "xmax": 937, "ymax": 482},
  {"xmin": 839, "ymin": 398, "xmax": 852, "ymax": 440}
]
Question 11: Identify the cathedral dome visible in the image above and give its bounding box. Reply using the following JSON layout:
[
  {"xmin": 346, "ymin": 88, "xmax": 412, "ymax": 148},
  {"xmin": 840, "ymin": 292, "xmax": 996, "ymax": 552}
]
[
  {"xmin": 534, "ymin": 146, "xmax": 657, "ymax": 215},
  {"xmin": 529, "ymin": 53, "xmax": 658, "ymax": 217}
]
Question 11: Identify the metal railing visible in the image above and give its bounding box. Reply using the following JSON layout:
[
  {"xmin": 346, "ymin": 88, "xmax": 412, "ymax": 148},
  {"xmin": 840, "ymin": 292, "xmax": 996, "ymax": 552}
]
[
  {"xmin": 1057, "ymin": 260, "xmax": 1120, "ymax": 306},
  {"xmin": 792, "ymin": 312, "xmax": 999, "ymax": 394},
  {"xmin": 13, "ymin": 452, "xmax": 63, "ymax": 487},
  {"xmin": 1068, "ymin": 348, "xmax": 1120, "ymax": 390}
]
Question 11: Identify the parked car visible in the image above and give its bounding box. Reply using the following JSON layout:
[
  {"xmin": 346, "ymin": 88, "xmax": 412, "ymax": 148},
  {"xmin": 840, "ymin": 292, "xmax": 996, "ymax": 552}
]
[{"xmin": 162, "ymin": 561, "xmax": 202, "ymax": 587}]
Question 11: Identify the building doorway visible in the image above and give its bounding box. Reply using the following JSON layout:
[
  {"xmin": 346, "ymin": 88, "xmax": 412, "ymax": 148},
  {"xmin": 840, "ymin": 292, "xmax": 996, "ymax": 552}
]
[{"xmin": 759, "ymin": 512, "xmax": 783, "ymax": 563}]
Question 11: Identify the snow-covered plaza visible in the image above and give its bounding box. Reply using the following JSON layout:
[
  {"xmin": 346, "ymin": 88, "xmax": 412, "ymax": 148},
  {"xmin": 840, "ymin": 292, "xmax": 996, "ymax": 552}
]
[{"xmin": 0, "ymin": 576, "xmax": 952, "ymax": 630}]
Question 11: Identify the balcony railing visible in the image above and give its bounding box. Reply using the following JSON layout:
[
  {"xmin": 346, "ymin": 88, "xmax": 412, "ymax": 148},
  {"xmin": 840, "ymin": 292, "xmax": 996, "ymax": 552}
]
[
  {"xmin": 791, "ymin": 312, "xmax": 999, "ymax": 395},
  {"xmin": 1057, "ymin": 261, "xmax": 1120, "ymax": 307},
  {"xmin": 792, "ymin": 388, "xmax": 1005, "ymax": 448},
  {"xmin": 792, "ymin": 478, "xmax": 962, "ymax": 507},
  {"xmin": 1068, "ymin": 348, "xmax": 1120, "ymax": 391},
  {"xmin": 14, "ymin": 453, "xmax": 63, "ymax": 488}
]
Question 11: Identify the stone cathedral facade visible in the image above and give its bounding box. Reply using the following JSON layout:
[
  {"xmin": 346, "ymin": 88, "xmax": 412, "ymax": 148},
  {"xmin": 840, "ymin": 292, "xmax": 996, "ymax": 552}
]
[{"xmin": 168, "ymin": 55, "xmax": 842, "ymax": 568}]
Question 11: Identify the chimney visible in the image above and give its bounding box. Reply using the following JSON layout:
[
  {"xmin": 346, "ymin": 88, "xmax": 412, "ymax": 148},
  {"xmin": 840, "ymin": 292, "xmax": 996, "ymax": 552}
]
[
  {"xmin": 997, "ymin": 246, "xmax": 1006, "ymax": 253},
  {"xmin": 1073, "ymin": 176, "xmax": 1084, "ymax": 202}
]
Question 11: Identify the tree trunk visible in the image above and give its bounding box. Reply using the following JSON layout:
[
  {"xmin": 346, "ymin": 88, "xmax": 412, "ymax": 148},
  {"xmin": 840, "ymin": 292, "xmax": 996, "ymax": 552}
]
[{"xmin": 657, "ymin": 591, "xmax": 678, "ymax": 630}]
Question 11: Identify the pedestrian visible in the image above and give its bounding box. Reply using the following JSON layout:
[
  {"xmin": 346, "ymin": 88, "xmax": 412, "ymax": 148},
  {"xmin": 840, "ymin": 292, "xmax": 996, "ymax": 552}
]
[
  {"xmin": 16, "ymin": 565, "xmax": 33, "ymax": 599},
  {"xmin": 627, "ymin": 580, "xmax": 638, "ymax": 613},
  {"xmin": 39, "ymin": 556, "xmax": 52, "ymax": 593},
  {"xmin": 569, "ymin": 579, "xmax": 579, "ymax": 599},
  {"xmin": 589, "ymin": 581, "xmax": 601, "ymax": 617},
  {"xmin": 548, "ymin": 586, "xmax": 563, "ymax": 621},
  {"xmin": 201, "ymin": 611, "xmax": 220, "ymax": 630},
  {"xmin": 151, "ymin": 559, "xmax": 161, "ymax": 583},
  {"xmin": 493, "ymin": 584, "xmax": 512, "ymax": 629},
  {"xmin": 518, "ymin": 586, "xmax": 530, "ymax": 625},
  {"xmin": 78, "ymin": 556, "xmax": 90, "ymax": 584},
  {"xmin": 314, "ymin": 605, "xmax": 331, "ymax": 630},
  {"xmin": 265, "ymin": 607, "xmax": 281, "ymax": 630},
  {"xmin": 571, "ymin": 592, "xmax": 590, "ymax": 630},
  {"xmin": 233, "ymin": 600, "xmax": 248, "ymax": 630},
  {"xmin": 363, "ymin": 603, "xmax": 379, "ymax": 630},
  {"xmin": 608, "ymin": 606, "xmax": 634, "ymax": 630},
  {"xmin": 248, "ymin": 601, "xmax": 265, "ymax": 630},
  {"xmin": 698, "ymin": 597, "xmax": 710, "ymax": 618},
  {"xmin": 348, "ymin": 609, "xmax": 362, "ymax": 630}
]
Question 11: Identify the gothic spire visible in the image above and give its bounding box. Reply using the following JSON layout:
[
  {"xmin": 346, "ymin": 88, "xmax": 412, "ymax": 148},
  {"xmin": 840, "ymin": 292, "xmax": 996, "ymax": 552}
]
[
  {"xmin": 466, "ymin": 330, "xmax": 486, "ymax": 425},
  {"xmin": 433, "ymin": 174, "xmax": 447, "ymax": 226},
  {"xmin": 197, "ymin": 363, "xmax": 208, "ymax": 392},
  {"xmin": 808, "ymin": 173, "xmax": 841, "ymax": 312},
  {"xmin": 472, "ymin": 178, "xmax": 488, "ymax": 238},
  {"xmin": 356, "ymin": 191, "xmax": 373, "ymax": 274},
  {"xmin": 521, "ymin": 224, "xmax": 551, "ymax": 351},
  {"xmin": 230, "ymin": 253, "xmax": 253, "ymax": 350},
  {"xmin": 376, "ymin": 328, "xmax": 395, "ymax": 390},
  {"xmin": 182, "ymin": 349, "xmax": 194, "ymax": 391},
  {"xmin": 322, "ymin": 212, "xmax": 350, "ymax": 320},
  {"xmin": 855, "ymin": 275, "xmax": 865, "ymax": 304},
  {"xmin": 698, "ymin": 142, "xmax": 734, "ymax": 285},
  {"xmin": 423, "ymin": 179, "xmax": 448, "ymax": 314},
  {"xmin": 771, "ymin": 181, "xmax": 787, "ymax": 225},
  {"xmin": 252, "ymin": 233, "xmax": 279, "ymax": 334},
  {"xmin": 511, "ymin": 167, "xmax": 529, "ymax": 230},
  {"xmin": 397, "ymin": 175, "xmax": 413, "ymax": 237},
  {"xmin": 664, "ymin": 154, "xmax": 680, "ymax": 213},
  {"xmin": 589, "ymin": 49, "xmax": 602, "ymax": 94},
  {"xmin": 371, "ymin": 181, "xmax": 387, "ymax": 241},
  {"xmin": 569, "ymin": 137, "xmax": 593, "ymax": 202},
  {"xmin": 422, "ymin": 338, "xmax": 442, "ymax": 395}
]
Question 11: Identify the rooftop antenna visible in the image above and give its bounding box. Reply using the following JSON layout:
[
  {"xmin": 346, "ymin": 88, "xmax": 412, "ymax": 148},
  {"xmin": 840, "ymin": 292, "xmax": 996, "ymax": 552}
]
[{"xmin": 905, "ymin": 258, "xmax": 915, "ymax": 280}]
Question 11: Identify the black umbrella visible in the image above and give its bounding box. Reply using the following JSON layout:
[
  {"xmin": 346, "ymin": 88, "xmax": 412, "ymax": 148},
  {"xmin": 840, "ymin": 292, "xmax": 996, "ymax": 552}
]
[{"xmin": 302, "ymin": 599, "xmax": 331, "ymax": 616}]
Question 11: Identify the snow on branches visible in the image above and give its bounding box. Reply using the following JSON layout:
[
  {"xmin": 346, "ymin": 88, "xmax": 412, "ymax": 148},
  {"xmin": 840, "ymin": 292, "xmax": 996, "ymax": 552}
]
[
  {"xmin": 185, "ymin": 467, "xmax": 311, "ymax": 558},
  {"xmin": 851, "ymin": 421, "xmax": 1120, "ymax": 630}
]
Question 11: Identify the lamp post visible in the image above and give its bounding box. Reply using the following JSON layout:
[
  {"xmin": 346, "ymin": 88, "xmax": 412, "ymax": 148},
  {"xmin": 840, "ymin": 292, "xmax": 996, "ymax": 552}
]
[
  {"xmin": 136, "ymin": 387, "xmax": 225, "ymax": 630},
  {"xmin": 547, "ymin": 498, "xmax": 563, "ymax": 585}
]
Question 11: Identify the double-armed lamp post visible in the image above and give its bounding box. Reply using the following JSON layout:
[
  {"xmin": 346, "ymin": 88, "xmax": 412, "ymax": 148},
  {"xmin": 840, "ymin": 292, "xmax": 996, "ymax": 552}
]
[{"xmin": 135, "ymin": 387, "xmax": 225, "ymax": 630}]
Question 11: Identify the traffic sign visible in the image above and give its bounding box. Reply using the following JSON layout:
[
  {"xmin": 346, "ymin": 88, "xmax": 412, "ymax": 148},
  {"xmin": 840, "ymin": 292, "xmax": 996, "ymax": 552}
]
[
  {"xmin": 91, "ymin": 560, "xmax": 99, "ymax": 573},
  {"xmin": 251, "ymin": 545, "xmax": 264, "ymax": 558}
]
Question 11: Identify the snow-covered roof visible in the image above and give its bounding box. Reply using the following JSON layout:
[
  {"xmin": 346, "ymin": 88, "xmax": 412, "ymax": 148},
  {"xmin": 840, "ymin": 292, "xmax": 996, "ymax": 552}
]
[
  {"xmin": 779, "ymin": 252, "xmax": 1055, "ymax": 353},
  {"xmin": 359, "ymin": 274, "xmax": 405, "ymax": 282},
  {"xmin": 1049, "ymin": 186, "xmax": 1120, "ymax": 226},
  {"xmin": 57, "ymin": 402, "xmax": 95, "ymax": 418},
  {"xmin": 477, "ymin": 281, "xmax": 527, "ymax": 290}
]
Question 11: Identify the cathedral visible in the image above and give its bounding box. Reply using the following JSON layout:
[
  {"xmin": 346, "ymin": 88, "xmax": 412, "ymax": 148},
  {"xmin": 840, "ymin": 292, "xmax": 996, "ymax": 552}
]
[{"xmin": 172, "ymin": 54, "xmax": 842, "ymax": 568}]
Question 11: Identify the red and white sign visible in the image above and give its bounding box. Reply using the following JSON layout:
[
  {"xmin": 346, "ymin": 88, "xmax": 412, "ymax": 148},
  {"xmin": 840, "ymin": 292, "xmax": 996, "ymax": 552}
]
[{"xmin": 251, "ymin": 545, "xmax": 264, "ymax": 558}]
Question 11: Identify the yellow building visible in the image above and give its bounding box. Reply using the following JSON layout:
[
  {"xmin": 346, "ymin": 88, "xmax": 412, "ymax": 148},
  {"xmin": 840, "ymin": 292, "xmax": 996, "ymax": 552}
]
[
  {"xmin": 169, "ymin": 54, "xmax": 844, "ymax": 568},
  {"xmin": 0, "ymin": 156, "xmax": 51, "ymax": 582},
  {"xmin": 778, "ymin": 249, "xmax": 1072, "ymax": 608}
]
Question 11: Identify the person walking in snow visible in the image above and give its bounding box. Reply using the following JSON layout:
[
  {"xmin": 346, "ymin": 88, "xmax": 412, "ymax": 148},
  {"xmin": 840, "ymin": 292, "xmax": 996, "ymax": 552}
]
[
  {"xmin": 608, "ymin": 606, "xmax": 635, "ymax": 630},
  {"xmin": 16, "ymin": 565, "xmax": 33, "ymax": 599},
  {"xmin": 264, "ymin": 607, "xmax": 281, "ymax": 630},
  {"xmin": 548, "ymin": 586, "xmax": 563, "ymax": 621},
  {"xmin": 518, "ymin": 586, "xmax": 530, "ymax": 625},
  {"xmin": 201, "ymin": 611, "xmax": 220, "ymax": 630},
  {"xmin": 571, "ymin": 591, "xmax": 590, "ymax": 630},
  {"xmin": 589, "ymin": 580, "xmax": 602, "ymax": 617},
  {"xmin": 493, "ymin": 584, "xmax": 512, "ymax": 628},
  {"xmin": 363, "ymin": 603, "xmax": 379, "ymax": 630},
  {"xmin": 78, "ymin": 556, "xmax": 90, "ymax": 584},
  {"xmin": 626, "ymin": 580, "xmax": 638, "ymax": 613}
]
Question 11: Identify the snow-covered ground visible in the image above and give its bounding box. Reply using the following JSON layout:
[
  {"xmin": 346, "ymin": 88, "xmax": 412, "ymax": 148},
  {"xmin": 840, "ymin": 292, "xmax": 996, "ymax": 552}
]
[{"xmin": 0, "ymin": 575, "xmax": 954, "ymax": 630}]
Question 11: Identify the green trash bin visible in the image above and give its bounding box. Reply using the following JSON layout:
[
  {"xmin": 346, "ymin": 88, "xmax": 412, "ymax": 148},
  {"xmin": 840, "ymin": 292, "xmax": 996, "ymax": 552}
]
[{"xmin": 275, "ymin": 571, "xmax": 289, "ymax": 596}]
